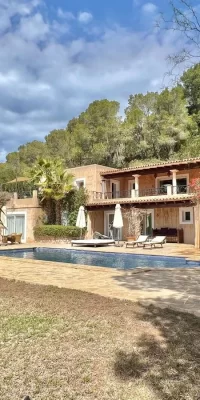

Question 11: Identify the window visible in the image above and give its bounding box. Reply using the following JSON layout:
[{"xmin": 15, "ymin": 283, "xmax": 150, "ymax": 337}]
[
  {"xmin": 159, "ymin": 179, "xmax": 172, "ymax": 194},
  {"xmin": 75, "ymin": 178, "xmax": 85, "ymax": 190},
  {"xmin": 177, "ymin": 178, "xmax": 187, "ymax": 194},
  {"xmin": 179, "ymin": 207, "xmax": 193, "ymax": 224},
  {"xmin": 158, "ymin": 177, "xmax": 188, "ymax": 194}
]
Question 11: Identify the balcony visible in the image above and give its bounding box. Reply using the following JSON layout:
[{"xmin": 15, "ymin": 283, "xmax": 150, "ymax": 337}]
[
  {"xmin": 92, "ymin": 185, "xmax": 192, "ymax": 202},
  {"xmin": 1, "ymin": 182, "xmax": 37, "ymax": 199}
]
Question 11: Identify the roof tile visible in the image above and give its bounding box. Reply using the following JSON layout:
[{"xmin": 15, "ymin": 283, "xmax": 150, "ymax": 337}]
[{"xmin": 100, "ymin": 157, "xmax": 200, "ymax": 176}]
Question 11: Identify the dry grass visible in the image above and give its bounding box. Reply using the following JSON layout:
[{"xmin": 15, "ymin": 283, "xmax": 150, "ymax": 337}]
[{"xmin": 0, "ymin": 278, "xmax": 200, "ymax": 400}]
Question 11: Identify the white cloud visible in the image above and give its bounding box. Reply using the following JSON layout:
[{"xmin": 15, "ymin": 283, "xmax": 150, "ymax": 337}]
[
  {"xmin": 0, "ymin": 0, "xmax": 188, "ymax": 156},
  {"xmin": 57, "ymin": 8, "xmax": 75, "ymax": 20},
  {"xmin": 142, "ymin": 3, "xmax": 157, "ymax": 13},
  {"xmin": 0, "ymin": 0, "xmax": 42, "ymax": 34},
  {"xmin": 78, "ymin": 12, "xmax": 93, "ymax": 24},
  {"xmin": 18, "ymin": 13, "xmax": 49, "ymax": 42}
]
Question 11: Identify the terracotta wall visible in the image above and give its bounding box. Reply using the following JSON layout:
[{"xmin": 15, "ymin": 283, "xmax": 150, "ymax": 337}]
[
  {"xmin": 154, "ymin": 207, "xmax": 195, "ymax": 244},
  {"xmin": 87, "ymin": 210, "xmax": 104, "ymax": 238},
  {"xmin": 104, "ymin": 167, "xmax": 200, "ymax": 196},
  {"xmin": 88, "ymin": 206, "xmax": 195, "ymax": 244},
  {"xmin": 68, "ymin": 164, "xmax": 114, "ymax": 201}
]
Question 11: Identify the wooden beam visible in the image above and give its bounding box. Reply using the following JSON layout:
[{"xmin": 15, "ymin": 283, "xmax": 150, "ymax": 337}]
[{"xmin": 86, "ymin": 200, "xmax": 192, "ymax": 211}]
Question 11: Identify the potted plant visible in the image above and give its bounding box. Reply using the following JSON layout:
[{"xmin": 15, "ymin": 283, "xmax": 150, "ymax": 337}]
[{"xmin": 123, "ymin": 207, "xmax": 144, "ymax": 242}]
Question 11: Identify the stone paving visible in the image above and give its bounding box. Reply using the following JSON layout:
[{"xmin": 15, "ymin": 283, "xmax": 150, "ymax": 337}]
[{"xmin": 0, "ymin": 242, "xmax": 200, "ymax": 316}]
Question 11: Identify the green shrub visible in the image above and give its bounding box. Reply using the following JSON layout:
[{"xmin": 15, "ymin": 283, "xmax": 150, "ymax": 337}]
[
  {"xmin": 64, "ymin": 187, "xmax": 88, "ymax": 226},
  {"xmin": 34, "ymin": 225, "xmax": 83, "ymax": 240}
]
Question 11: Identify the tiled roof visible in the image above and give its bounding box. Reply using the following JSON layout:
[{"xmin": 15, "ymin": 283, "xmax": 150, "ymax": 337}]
[
  {"xmin": 87, "ymin": 193, "xmax": 193, "ymax": 206},
  {"xmin": 100, "ymin": 157, "xmax": 200, "ymax": 176}
]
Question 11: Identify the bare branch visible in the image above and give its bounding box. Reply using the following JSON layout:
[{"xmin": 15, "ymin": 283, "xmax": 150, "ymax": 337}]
[{"xmin": 162, "ymin": 0, "xmax": 200, "ymax": 69}]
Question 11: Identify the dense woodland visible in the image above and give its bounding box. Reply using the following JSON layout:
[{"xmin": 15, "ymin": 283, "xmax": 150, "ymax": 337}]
[{"xmin": 1, "ymin": 63, "xmax": 200, "ymax": 183}]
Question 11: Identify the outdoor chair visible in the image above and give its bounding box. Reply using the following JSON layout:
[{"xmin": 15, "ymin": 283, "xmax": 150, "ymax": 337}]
[
  {"xmin": 125, "ymin": 235, "xmax": 149, "ymax": 248},
  {"xmin": 7, "ymin": 233, "xmax": 22, "ymax": 244},
  {"xmin": 143, "ymin": 236, "xmax": 166, "ymax": 248}
]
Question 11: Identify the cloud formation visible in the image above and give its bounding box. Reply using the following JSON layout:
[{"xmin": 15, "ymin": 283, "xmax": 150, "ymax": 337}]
[
  {"xmin": 0, "ymin": 0, "xmax": 185, "ymax": 160},
  {"xmin": 78, "ymin": 11, "xmax": 93, "ymax": 24},
  {"xmin": 142, "ymin": 2, "xmax": 157, "ymax": 13}
]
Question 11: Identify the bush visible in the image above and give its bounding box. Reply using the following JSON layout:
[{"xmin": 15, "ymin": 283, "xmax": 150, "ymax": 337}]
[
  {"xmin": 34, "ymin": 225, "xmax": 83, "ymax": 240},
  {"xmin": 64, "ymin": 187, "xmax": 88, "ymax": 226}
]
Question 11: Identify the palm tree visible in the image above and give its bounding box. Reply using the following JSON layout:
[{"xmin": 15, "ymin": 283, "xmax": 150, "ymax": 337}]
[{"xmin": 31, "ymin": 158, "xmax": 74, "ymax": 224}]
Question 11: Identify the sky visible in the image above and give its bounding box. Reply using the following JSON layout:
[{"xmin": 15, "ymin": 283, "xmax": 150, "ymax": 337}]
[{"xmin": 0, "ymin": 0, "xmax": 194, "ymax": 160}]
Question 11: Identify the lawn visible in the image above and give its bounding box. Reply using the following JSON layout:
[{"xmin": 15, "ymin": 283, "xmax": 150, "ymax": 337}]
[{"xmin": 0, "ymin": 278, "xmax": 200, "ymax": 400}]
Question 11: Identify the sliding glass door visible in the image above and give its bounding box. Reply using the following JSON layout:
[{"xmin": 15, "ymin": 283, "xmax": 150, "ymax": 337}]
[{"xmin": 7, "ymin": 214, "xmax": 26, "ymax": 241}]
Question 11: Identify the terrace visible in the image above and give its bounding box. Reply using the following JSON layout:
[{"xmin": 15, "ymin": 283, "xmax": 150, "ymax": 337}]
[
  {"xmin": 93, "ymin": 185, "xmax": 191, "ymax": 200},
  {"xmin": 89, "ymin": 158, "xmax": 200, "ymax": 206},
  {"xmin": 1, "ymin": 179, "xmax": 37, "ymax": 199}
]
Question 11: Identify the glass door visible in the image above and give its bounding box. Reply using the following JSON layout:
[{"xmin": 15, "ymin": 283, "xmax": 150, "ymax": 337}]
[
  {"xmin": 7, "ymin": 215, "xmax": 15, "ymax": 237},
  {"xmin": 142, "ymin": 210, "xmax": 154, "ymax": 236},
  {"xmin": 111, "ymin": 181, "xmax": 120, "ymax": 199},
  {"xmin": 105, "ymin": 212, "xmax": 122, "ymax": 240},
  {"xmin": 15, "ymin": 216, "xmax": 25, "ymax": 241},
  {"xmin": 7, "ymin": 214, "xmax": 25, "ymax": 241}
]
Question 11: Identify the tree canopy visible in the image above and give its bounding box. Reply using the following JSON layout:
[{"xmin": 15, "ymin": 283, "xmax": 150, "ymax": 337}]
[{"xmin": 1, "ymin": 64, "xmax": 200, "ymax": 181}]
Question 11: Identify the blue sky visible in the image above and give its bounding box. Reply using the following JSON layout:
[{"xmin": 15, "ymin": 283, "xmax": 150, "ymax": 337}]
[{"xmin": 0, "ymin": 0, "xmax": 195, "ymax": 160}]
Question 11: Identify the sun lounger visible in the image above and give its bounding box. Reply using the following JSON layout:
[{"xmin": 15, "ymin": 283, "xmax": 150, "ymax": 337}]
[
  {"xmin": 143, "ymin": 236, "xmax": 166, "ymax": 248},
  {"xmin": 71, "ymin": 239, "xmax": 115, "ymax": 247},
  {"xmin": 125, "ymin": 235, "xmax": 149, "ymax": 248}
]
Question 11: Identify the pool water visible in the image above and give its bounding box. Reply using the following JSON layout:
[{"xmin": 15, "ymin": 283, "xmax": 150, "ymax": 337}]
[{"xmin": 0, "ymin": 248, "xmax": 199, "ymax": 269}]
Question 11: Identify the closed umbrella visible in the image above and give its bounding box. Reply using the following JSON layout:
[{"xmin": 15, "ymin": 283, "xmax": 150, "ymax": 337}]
[
  {"xmin": 76, "ymin": 206, "xmax": 86, "ymax": 238},
  {"xmin": 113, "ymin": 204, "xmax": 123, "ymax": 245}
]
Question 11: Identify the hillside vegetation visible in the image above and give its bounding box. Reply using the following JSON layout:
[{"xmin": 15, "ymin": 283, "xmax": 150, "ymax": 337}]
[{"xmin": 1, "ymin": 64, "xmax": 200, "ymax": 182}]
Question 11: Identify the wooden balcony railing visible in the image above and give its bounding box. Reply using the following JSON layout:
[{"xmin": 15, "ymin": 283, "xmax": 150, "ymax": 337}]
[{"xmin": 92, "ymin": 185, "xmax": 192, "ymax": 201}]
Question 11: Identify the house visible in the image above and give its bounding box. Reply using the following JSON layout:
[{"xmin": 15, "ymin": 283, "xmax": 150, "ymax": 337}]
[
  {"xmin": 70, "ymin": 158, "xmax": 200, "ymax": 246},
  {"xmin": 3, "ymin": 158, "xmax": 200, "ymax": 245},
  {"xmin": 5, "ymin": 190, "xmax": 42, "ymax": 243}
]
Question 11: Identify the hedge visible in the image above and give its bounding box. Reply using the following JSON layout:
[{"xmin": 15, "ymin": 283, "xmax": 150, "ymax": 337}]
[{"xmin": 34, "ymin": 225, "xmax": 83, "ymax": 240}]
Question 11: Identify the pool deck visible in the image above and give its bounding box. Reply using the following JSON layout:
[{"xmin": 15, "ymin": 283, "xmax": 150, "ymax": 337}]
[{"xmin": 0, "ymin": 242, "xmax": 200, "ymax": 317}]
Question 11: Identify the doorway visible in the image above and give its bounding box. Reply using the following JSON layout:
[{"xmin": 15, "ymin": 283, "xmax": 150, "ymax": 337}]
[
  {"xmin": 110, "ymin": 180, "xmax": 120, "ymax": 199},
  {"xmin": 104, "ymin": 211, "xmax": 122, "ymax": 240},
  {"xmin": 142, "ymin": 210, "xmax": 154, "ymax": 236},
  {"xmin": 7, "ymin": 213, "xmax": 26, "ymax": 242}
]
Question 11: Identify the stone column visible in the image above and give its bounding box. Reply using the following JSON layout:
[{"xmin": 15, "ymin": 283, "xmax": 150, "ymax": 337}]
[
  {"xmin": 166, "ymin": 185, "xmax": 172, "ymax": 196},
  {"xmin": 101, "ymin": 179, "xmax": 106, "ymax": 199},
  {"xmin": 170, "ymin": 169, "xmax": 178, "ymax": 194},
  {"xmin": 132, "ymin": 175, "xmax": 140, "ymax": 197}
]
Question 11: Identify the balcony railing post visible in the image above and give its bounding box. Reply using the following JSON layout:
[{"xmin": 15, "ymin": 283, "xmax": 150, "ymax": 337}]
[
  {"xmin": 132, "ymin": 174, "xmax": 140, "ymax": 197},
  {"xmin": 166, "ymin": 185, "xmax": 172, "ymax": 196},
  {"xmin": 170, "ymin": 169, "xmax": 178, "ymax": 194}
]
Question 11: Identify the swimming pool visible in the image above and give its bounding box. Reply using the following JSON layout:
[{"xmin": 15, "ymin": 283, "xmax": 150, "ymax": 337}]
[{"xmin": 0, "ymin": 248, "xmax": 199, "ymax": 269}]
